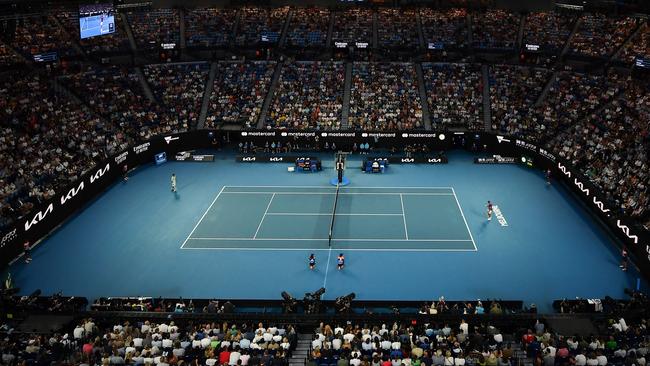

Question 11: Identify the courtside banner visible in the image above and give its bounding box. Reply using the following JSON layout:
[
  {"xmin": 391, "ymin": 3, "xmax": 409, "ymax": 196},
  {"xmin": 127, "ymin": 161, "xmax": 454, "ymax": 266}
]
[
  {"xmin": 236, "ymin": 155, "xmax": 320, "ymax": 163},
  {"xmin": 474, "ymin": 156, "xmax": 518, "ymax": 164},
  {"xmin": 0, "ymin": 130, "xmax": 214, "ymax": 268},
  {"xmin": 368, "ymin": 156, "xmax": 449, "ymax": 164},
  {"xmin": 485, "ymin": 133, "xmax": 650, "ymax": 280},
  {"xmin": 237, "ymin": 129, "xmax": 452, "ymax": 149}
]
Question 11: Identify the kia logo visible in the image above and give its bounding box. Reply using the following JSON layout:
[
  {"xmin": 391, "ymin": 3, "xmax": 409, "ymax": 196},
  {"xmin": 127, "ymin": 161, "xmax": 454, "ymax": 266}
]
[{"xmin": 25, "ymin": 203, "xmax": 54, "ymax": 231}]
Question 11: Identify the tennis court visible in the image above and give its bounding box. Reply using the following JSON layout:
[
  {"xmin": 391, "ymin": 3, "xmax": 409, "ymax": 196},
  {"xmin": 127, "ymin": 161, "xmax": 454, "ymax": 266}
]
[{"xmin": 181, "ymin": 186, "xmax": 476, "ymax": 251}]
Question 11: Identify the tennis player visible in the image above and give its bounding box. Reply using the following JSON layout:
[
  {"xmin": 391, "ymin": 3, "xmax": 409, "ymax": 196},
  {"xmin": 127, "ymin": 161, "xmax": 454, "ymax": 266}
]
[
  {"xmin": 23, "ymin": 241, "xmax": 32, "ymax": 264},
  {"xmin": 309, "ymin": 254, "xmax": 316, "ymax": 270},
  {"xmin": 171, "ymin": 173, "xmax": 177, "ymax": 192},
  {"xmin": 545, "ymin": 169, "xmax": 552, "ymax": 185},
  {"xmin": 486, "ymin": 201, "xmax": 493, "ymax": 221},
  {"xmin": 620, "ymin": 247, "xmax": 628, "ymax": 271},
  {"xmin": 337, "ymin": 253, "xmax": 345, "ymax": 270}
]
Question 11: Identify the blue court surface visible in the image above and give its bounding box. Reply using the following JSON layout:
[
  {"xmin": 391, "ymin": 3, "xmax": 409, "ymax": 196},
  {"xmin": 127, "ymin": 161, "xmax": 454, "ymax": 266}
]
[
  {"xmin": 5, "ymin": 151, "xmax": 646, "ymax": 312},
  {"xmin": 182, "ymin": 186, "xmax": 475, "ymax": 251}
]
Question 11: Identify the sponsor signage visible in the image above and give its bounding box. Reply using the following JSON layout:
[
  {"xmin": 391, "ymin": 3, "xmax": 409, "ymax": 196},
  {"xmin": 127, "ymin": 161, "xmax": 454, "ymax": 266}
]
[
  {"xmin": 525, "ymin": 44, "xmax": 540, "ymax": 51},
  {"xmin": 538, "ymin": 148, "xmax": 556, "ymax": 162},
  {"xmin": 361, "ymin": 132, "xmax": 397, "ymax": 138},
  {"xmin": 402, "ymin": 132, "xmax": 438, "ymax": 138},
  {"xmin": 515, "ymin": 139, "xmax": 537, "ymax": 151},
  {"xmin": 236, "ymin": 155, "xmax": 318, "ymax": 163},
  {"xmin": 335, "ymin": 42, "xmax": 348, "ymax": 48},
  {"xmin": 175, "ymin": 152, "xmax": 215, "ymax": 162},
  {"xmin": 474, "ymin": 155, "xmax": 518, "ymax": 164},
  {"xmin": 321, "ymin": 132, "xmax": 356, "ymax": 138},
  {"xmin": 239, "ymin": 130, "xmax": 452, "ymax": 145},
  {"xmin": 23, "ymin": 163, "xmax": 109, "ymax": 233},
  {"xmin": 241, "ymin": 131, "xmax": 276, "ymax": 137},
  {"xmin": 280, "ymin": 131, "xmax": 316, "ymax": 137},
  {"xmin": 369, "ymin": 156, "xmax": 448, "ymax": 164},
  {"xmin": 493, "ymin": 205, "xmax": 508, "ymax": 227},
  {"xmin": 133, "ymin": 142, "xmax": 151, "ymax": 154},
  {"xmin": 114, "ymin": 151, "xmax": 129, "ymax": 164},
  {"xmin": 0, "ymin": 228, "xmax": 17, "ymax": 249},
  {"xmin": 164, "ymin": 135, "xmax": 180, "ymax": 144}
]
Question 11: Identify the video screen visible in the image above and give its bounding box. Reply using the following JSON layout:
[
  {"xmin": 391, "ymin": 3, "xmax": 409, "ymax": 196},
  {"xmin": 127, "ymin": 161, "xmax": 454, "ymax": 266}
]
[{"xmin": 79, "ymin": 3, "xmax": 115, "ymax": 39}]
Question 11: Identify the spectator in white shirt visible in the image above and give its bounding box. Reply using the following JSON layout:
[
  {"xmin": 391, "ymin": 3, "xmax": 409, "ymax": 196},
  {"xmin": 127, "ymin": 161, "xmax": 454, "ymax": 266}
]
[
  {"xmin": 230, "ymin": 348, "xmax": 242, "ymax": 365},
  {"xmin": 73, "ymin": 324, "xmax": 85, "ymax": 340}
]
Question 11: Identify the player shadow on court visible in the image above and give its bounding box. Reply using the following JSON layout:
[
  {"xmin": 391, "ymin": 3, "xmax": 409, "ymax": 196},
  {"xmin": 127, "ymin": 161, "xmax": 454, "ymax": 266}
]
[
  {"xmin": 174, "ymin": 191, "xmax": 180, "ymax": 200},
  {"xmin": 470, "ymin": 208, "xmax": 489, "ymax": 219},
  {"xmin": 477, "ymin": 220, "xmax": 490, "ymax": 235}
]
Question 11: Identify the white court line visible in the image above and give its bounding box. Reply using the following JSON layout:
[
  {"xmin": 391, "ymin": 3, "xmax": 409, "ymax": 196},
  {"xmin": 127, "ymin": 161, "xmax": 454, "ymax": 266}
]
[
  {"xmin": 180, "ymin": 186, "xmax": 226, "ymax": 249},
  {"xmin": 182, "ymin": 185, "xmax": 469, "ymax": 250},
  {"xmin": 265, "ymin": 213, "xmax": 404, "ymax": 216},
  {"xmin": 400, "ymin": 194, "xmax": 409, "ymax": 240},
  {"xmin": 221, "ymin": 192, "xmax": 454, "ymax": 196},
  {"xmin": 323, "ymin": 247, "xmax": 332, "ymax": 288},
  {"xmin": 451, "ymin": 187, "xmax": 478, "ymax": 252},
  {"xmin": 253, "ymin": 193, "xmax": 275, "ymax": 239},
  {"xmin": 188, "ymin": 237, "xmax": 473, "ymax": 242},
  {"xmin": 181, "ymin": 247, "xmax": 477, "ymax": 252},
  {"xmin": 224, "ymin": 185, "xmax": 454, "ymax": 189},
  {"xmin": 223, "ymin": 185, "xmax": 455, "ymax": 189}
]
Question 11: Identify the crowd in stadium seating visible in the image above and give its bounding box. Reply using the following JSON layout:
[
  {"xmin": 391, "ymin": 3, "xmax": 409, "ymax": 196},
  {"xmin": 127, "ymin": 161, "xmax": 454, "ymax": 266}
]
[
  {"xmin": 0, "ymin": 72, "xmax": 127, "ymax": 231},
  {"xmin": 61, "ymin": 64, "xmax": 186, "ymax": 140},
  {"xmin": 569, "ymin": 15, "xmax": 637, "ymax": 57},
  {"xmin": 332, "ymin": 8, "xmax": 373, "ymax": 45},
  {"xmin": 286, "ymin": 7, "xmax": 330, "ymax": 48},
  {"xmin": 144, "ymin": 63, "xmax": 209, "ymax": 129},
  {"xmin": 0, "ymin": 318, "xmax": 297, "ymax": 365},
  {"xmin": 266, "ymin": 62, "xmax": 345, "ymax": 130},
  {"xmin": 127, "ymin": 9, "xmax": 181, "ymax": 50},
  {"xmin": 206, "ymin": 62, "xmax": 276, "ymax": 128},
  {"xmin": 308, "ymin": 317, "xmax": 650, "ymax": 366},
  {"xmin": 349, "ymin": 63, "xmax": 422, "ymax": 130},
  {"xmin": 422, "ymin": 63, "xmax": 483, "ymax": 130},
  {"xmin": 236, "ymin": 7, "xmax": 289, "ymax": 46},
  {"xmin": 0, "ymin": 6, "xmax": 645, "ymax": 60},
  {"xmin": 1, "ymin": 307, "xmax": 650, "ymax": 366},
  {"xmin": 185, "ymin": 8, "xmax": 237, "ymax": 48},
  {"xmin": 11, "ymin": 15, "xmax": 80, "ymax": 58},
  {"xmin": 523, "ymin": 11, "xmax": 576, "ymax": 52},
  {"xmin": 547, "ymin": 78, "xmax": 649, "ymax": 218},
  {"xmin": 512, "ymin": 72, "xmax": 625, "ymax": 142},
  {"xmin": 0, "ymin": 40, "xmax": 23, "ymax": 66},
  {"xmin": 617, "ymin": 23, "xmax": 650, "ymax": 64},
  {"xmin": 377, "ymin": 9, "xmax": 419, "ymax": 48},
  {"xmin": 420, "ymin": 8, "xmax": 468, "ymax": 49},
  {"xmin": 489, "ymin": 65, "xmax": 551, "ymax": 135},
  {"xmin": 471, "ymin": 10, "xmax": 520, "ymax": 49}
]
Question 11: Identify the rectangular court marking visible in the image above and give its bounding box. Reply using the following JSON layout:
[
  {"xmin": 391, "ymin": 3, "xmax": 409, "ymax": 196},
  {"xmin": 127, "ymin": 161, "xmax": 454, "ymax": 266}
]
[{"xmin": 181, "ymin": 186, "xmax": 476, "ymax": 251}]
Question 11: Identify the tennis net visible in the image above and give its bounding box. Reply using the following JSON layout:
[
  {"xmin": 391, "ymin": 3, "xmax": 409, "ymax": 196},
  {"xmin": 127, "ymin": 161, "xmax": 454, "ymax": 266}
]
[{"xmin": 328, "ymin": 184, "xmax": 340, "ymax": 247}]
